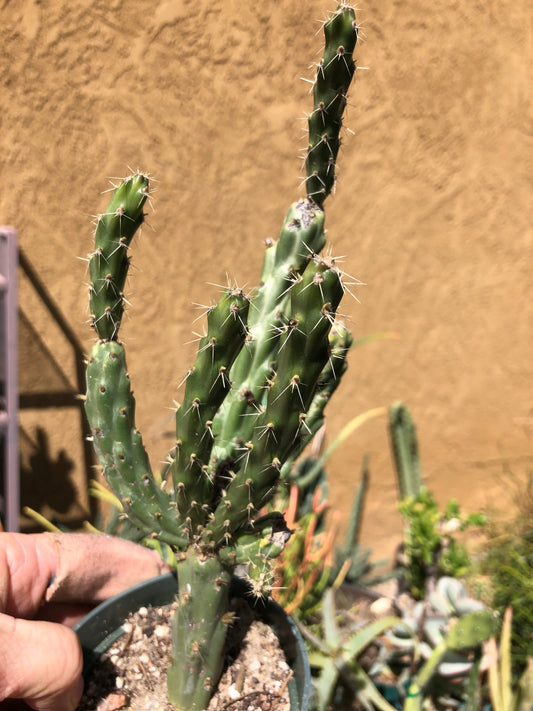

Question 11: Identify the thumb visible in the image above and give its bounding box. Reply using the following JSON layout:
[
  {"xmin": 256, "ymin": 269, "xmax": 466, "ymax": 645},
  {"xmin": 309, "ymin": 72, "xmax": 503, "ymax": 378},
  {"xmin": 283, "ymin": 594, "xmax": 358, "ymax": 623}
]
[{"xmin": 0, "ymin": 612, "xmax": 83, "ymax": 711}]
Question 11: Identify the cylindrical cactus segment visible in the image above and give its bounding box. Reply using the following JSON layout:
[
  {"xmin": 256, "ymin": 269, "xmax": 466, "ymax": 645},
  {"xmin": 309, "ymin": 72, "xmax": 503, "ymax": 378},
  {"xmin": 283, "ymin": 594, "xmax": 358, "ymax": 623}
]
[
  {"xmin": 258, "ymin": 258, "xmax": 345, "ymax": 459},
  {"xmin": 214, "ymin": 199, "xmax": 326, "ymax": 457},
  {"xmin": 85, "ymin": 340, "xmax": 188, "ymax": 548},
  {"xmin": 167, "ymin": 555, "xmax": 232, "ymax": 711},
  {"xmin": 205, "ymin": 257, "xmax": 345, "ymax": 545},
  {"xmin": 306, "ymin": 5, "xmax": 358, "ymax": 204},
  {"xmin": 389, "ymin": 402, "xmax": 423, "ymax": 500},
  {"xmin": 281, "ymin": 322, "xmax": 354, "ymax": 479},
  {"xmin": 170, "ymin": 288, "xmax": 250, "ymax": 523},
  {"xmin": 89, "ymin": 173, "xmax": 149, "ymax": 340}
]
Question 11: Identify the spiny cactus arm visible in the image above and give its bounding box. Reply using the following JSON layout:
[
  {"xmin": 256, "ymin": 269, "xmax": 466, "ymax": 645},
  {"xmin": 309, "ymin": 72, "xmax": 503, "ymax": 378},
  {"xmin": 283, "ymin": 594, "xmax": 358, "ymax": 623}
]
[
  {"xmin": 205, "ymin": 259, "xmax": 344, "ymax": 545},
  {"xmin": 281, "ymin": 323, "xmax": 354, "ymax": 477},
  {"xmin": 88, "ymin": 173, "xmax": 149, "ymax": 340},
  {"xmin": 213, "ymin": 200, "xmax": 326, "ymax": 453},
  {"xmin": 314, "ymin": 323, "xmax": 354, "ymax": 405},
  {"xmin": 85, "ymin": 341, "xmax": 188, "ymax": 548},
  {"xmin": 169, "ymin": 287, "xmax": 250, "ymax": 524},
  {"xmin": 305, "ymin": 5, "xmax": 358, "ymax": 204},
  {"xmin": 389, "ymin": 401, "xmax": 423, "ymax": 500},
  {"xmin": 263, "ymin": 258, "xmax": 345, "ymax": 459}
]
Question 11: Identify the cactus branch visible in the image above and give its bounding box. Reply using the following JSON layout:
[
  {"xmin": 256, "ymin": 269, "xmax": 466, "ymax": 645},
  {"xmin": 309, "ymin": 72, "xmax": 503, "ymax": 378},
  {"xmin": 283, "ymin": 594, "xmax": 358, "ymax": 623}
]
[
  {"xmin": 306, "ymin": 5, "xmax": 358, "ymax": 203},
  {"xmin": 89, "ymin": 173, "xmax": 149, "ymax": 340}
]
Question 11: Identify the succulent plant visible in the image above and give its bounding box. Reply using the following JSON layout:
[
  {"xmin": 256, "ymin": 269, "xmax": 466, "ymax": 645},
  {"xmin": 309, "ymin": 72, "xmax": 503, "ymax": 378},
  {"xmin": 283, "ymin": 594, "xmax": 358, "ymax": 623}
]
[
  {"xmin": 83, "ymin": 5, "xmax": 359, "ymax": 710},
  {"xmin": 374, "ymin": 576, "xmax": 496, "ymax": 710},
  {"xmin": 298, "ymin": 586, "xmax": 405, "ymax": 711}
]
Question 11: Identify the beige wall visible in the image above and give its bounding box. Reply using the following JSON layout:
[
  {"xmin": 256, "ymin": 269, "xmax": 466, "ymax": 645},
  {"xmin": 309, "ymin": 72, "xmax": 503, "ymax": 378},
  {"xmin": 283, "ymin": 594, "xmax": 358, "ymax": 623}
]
[{"xmin": 2, "ymin": 1, "xmax": 532, "ymax": 557}]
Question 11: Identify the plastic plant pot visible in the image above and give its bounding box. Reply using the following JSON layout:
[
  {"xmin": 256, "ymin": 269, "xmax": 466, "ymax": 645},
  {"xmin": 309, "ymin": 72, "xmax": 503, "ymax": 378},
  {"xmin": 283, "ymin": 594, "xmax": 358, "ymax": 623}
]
[{"xmin": 74, "ymin": 572, "xmax": 311, "ymax": 711}]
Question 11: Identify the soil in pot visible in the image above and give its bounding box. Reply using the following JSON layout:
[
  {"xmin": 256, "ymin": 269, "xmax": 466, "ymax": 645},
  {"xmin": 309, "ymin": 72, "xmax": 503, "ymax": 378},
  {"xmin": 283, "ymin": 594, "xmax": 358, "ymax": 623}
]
[{"xmin": 77, "ymin": 595, "xmax": 294, "ymax": 711}]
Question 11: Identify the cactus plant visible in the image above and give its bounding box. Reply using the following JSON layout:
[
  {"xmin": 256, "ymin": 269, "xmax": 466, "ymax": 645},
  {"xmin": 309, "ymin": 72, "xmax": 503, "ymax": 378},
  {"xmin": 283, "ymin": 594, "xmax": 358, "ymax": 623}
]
[
  {"xmin": 83, "ymin": 5, "xmax": 359, "ymax": 710},
  {"xmin": 388, "ymin": 402, "xmax": 423, "ymax": 501},
  {"xmin": 389, "ymin": 402, "xmax": 486, "ymax": 599}
]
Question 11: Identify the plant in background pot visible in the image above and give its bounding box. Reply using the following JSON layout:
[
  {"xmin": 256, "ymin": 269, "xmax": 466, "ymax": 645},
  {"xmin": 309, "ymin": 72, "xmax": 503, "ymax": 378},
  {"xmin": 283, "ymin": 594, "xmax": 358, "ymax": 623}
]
[{"xmin": 79, "ymin": 5, "xmax": 361, "ymax": 710}]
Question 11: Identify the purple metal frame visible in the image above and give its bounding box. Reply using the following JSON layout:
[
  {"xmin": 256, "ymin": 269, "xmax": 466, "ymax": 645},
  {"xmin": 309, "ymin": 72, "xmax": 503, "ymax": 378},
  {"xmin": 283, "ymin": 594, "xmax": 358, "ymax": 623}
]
[{"xmin": 0, "ymin": 227, "xmax": 19, "ymax": 531}]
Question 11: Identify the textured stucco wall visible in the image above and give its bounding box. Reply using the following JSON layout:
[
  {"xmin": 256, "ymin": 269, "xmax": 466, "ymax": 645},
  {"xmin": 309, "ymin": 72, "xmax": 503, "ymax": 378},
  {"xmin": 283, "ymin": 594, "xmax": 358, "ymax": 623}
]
[{"xmin": 2, "ymin": 1, "xmax": 532, "ymax": 556}]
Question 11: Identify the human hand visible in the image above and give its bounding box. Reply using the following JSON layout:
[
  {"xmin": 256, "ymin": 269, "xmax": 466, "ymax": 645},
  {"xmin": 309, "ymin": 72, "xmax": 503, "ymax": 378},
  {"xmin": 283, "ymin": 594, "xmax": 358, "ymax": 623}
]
[{"xmin": 0, "ymin": 532, "xmax": 171, "ymax": 711}]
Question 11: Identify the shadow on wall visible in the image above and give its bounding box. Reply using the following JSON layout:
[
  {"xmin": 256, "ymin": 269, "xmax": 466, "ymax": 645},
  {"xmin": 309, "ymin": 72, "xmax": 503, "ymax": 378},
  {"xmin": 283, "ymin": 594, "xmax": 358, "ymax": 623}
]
[
  {"xmin": 20, "ymin": 426, "xmax": 80, "ymax": 518},
  {"xmin": 18, "ymin": 248, "xmax": 96, "ymax": 530}
]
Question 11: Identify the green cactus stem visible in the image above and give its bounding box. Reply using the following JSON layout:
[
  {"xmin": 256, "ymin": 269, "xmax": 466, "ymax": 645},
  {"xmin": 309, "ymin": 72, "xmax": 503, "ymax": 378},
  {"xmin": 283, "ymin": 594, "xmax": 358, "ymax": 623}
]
[
  {"xmin": 305, "ymin": 4, "xmax": 358, "ymax": 203},
  {"xmin": 281, "ymin": 323, "xmax": 354, "ymax": 478},
  {"xmin": 167, "ymin": 555, "xmax": 232, "ymax": 711},
  {"xmin": 85, "ymin": 339, "xmax": 188, "ymax": 548},
  {"xmin": 88, "ymin": 173, "xmax": 149, "ymax": 340},
  {"xmin": 213, "ymin": 199, "xmax": 327, "ymax": 455},
  {"xmin": 389, "ymin": 401, "xmax": 423, "ymax": 500},
  {"xmin": 170, "ymin": 287, "xmax": 250, "ymax": 528},
  {"xmin": 203, "ymin": 257, "xmax": 345, "ymax": 546}
]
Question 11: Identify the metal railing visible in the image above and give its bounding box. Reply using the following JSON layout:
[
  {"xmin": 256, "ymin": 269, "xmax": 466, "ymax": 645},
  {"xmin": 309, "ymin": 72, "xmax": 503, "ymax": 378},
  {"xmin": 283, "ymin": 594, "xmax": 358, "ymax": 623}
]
[{"xmin": 0, "ymin": 227, "xmax": 19, "ymax": 532}]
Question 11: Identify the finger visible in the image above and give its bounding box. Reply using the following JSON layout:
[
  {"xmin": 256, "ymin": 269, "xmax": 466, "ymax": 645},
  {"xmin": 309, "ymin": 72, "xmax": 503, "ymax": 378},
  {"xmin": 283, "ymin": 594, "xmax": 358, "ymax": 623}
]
[
  {"xmin": 0, "ymin": 612, "xmax": 83, "ymax": 711},
  {"xmin": 0, "ymin": 532, "xmax": 171, "ymax": 619},
  {"xmin": 0, "ymin": 533, "xmax": 57, "ymax": 618},
  {"xmin": 43, "ymin": 533, "xmax": 172, "ymax": 605}
]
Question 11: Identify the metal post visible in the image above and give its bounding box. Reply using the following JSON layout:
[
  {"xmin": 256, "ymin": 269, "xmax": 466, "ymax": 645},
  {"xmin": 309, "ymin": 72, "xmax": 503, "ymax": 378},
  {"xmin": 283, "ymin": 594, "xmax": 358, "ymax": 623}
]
[{"xmin": 0, "ymin": 227, "xmax": 19, "ymax": 532}]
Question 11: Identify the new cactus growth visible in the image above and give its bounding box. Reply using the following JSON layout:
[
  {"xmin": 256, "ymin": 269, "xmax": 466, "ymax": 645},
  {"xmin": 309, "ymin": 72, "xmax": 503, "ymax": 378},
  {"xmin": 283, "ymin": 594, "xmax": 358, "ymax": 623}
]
[{"xmin": 83, "ymin": 5, "xmax": 359, "ymax": 710}]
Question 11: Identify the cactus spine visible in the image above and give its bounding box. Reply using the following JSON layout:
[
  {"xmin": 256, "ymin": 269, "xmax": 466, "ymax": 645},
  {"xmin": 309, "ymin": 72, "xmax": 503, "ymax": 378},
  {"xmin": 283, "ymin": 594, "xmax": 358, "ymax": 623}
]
[{"xmin": 84, "ymin": 6, "xmax": 359, "ymax": 710}]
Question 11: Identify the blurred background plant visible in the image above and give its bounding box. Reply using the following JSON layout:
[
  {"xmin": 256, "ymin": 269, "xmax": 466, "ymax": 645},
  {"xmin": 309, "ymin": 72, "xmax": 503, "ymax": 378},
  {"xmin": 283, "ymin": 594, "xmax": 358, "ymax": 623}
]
[
  {"xmin": 486, "ymin": 607, "xmax": 533, "ymax": 711},
  {"xmin": 397, "ymin": 490, "xmax": 487, "ymax": 600},
  {"xmin": 389, "ymin": 402, "xmax": 487, "ymax": 600},
  {"xmin": 266, "ymin": 401, "xmax": 498, "ymax": 711},
  {"xmin": 470, "ymin": 472, "xmax": 533, "ymax": 685}
]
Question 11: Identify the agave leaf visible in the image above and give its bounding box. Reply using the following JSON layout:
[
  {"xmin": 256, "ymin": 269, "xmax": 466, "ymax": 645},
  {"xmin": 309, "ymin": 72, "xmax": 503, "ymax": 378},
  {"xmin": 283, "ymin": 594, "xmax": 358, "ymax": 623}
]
[
  {"xmin": 322, "ymin": 588, "xmax": 341, "ymax": 648},
  {"xmin": 342, "ymin": 616, "xmax": 408, "ymax": 662}
]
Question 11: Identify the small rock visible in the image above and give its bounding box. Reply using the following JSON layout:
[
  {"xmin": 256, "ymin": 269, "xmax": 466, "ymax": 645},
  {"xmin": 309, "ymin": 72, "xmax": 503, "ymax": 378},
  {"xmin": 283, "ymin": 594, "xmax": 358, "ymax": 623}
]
[
  {"xmin": 370, "ymin": 597, "xmax": 394, "ymax": 618},
  {"xmin": 227, "ymin": 684, "xmax": 241, "ymax": 700},
  {"xmin": 96, "ymin": 692, "xmax": 128, "ymax": 710},
  {"xmin": 154, "ymin": 624, "xmax": 170, "ymax": 638}
]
